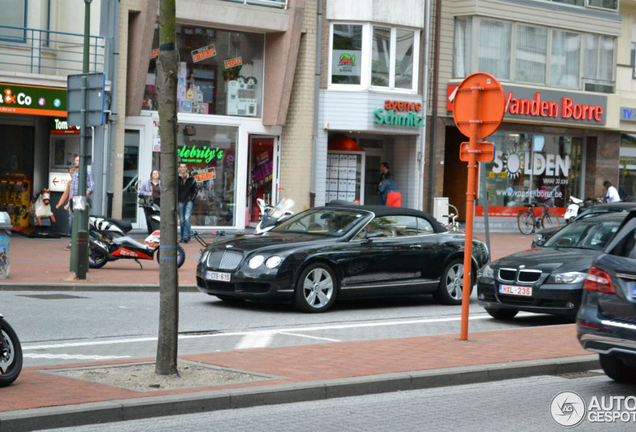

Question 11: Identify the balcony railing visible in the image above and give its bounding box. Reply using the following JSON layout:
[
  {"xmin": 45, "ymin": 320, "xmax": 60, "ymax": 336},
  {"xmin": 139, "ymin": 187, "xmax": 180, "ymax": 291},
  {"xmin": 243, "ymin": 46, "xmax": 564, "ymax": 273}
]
[
  {"xmin": 225, "ymin": 0, "xmax": 288, "ymax": 9},
  {"xmin": 0, "ymin": 25, "xmax": 104, "ymax": 77}
]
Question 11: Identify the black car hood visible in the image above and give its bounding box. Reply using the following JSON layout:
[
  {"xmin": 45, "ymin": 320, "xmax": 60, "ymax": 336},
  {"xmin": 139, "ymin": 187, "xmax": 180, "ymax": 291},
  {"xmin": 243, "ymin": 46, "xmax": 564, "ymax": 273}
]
[
  {"xmin": 210, "ymin": 232, "xmax": 336, "ymax": 253},
  {"xmin": 493, "ymin": 247, "xmax": 600, "ymax": 273}
]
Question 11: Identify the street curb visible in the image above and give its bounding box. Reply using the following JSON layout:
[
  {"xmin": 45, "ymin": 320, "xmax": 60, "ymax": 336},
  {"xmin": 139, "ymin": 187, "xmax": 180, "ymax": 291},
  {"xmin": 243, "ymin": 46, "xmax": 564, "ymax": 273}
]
[
  {"xmin": 0, "ymin": 355, "xmax": 599, "ymax": 432},
  {"xmin": 0, "ymin": 283, "xmax": 199, "ymax": 292}
]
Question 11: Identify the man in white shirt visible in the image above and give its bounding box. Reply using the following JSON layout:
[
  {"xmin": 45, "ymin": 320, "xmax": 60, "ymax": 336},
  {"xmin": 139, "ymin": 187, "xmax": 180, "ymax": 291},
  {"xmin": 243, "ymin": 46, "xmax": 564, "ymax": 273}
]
[{"xmin": 603, "ymin": 181, "xmax": 621, "ymax": 203}]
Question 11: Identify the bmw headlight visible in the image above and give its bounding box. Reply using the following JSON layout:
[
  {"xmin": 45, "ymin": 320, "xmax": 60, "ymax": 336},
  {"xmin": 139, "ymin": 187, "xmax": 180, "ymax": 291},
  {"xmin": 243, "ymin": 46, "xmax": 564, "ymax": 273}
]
[
  {"xmin": 266, "ymin": 256, "xmax": 282, "ymax": 269},
  {"xmin": 551, "ymin": 271, "xmax": 587, "ymax": 284},
  {"xmin": 478, "ymin": 264, "xmax": 494, "ymax": 279},
  {"xmin": 248, "ymin": 255, "xmax": 265, "ymax": 269}
]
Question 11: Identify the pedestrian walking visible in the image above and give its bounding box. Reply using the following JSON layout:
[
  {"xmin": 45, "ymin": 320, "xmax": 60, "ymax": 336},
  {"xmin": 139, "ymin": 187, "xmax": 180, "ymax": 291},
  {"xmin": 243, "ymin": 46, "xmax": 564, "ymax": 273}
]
[
  {"xmin": 178, "ymin": 163, "xmax": 198, "ymax": 243},
  {"xmin": 140, "ymin": 169, "xmax": 161, "ymax": 234},
  {"xmin": 64, "ymin": 157, "xmax": 94, "ymax": 250},
  {"xmin": 379, "ymin": 179, "xmax": 401, "ymax": 207},
  {"xmin": 603, "ymin": 180, "xmax": 621, "ymax": 203},
  {"xmin": 378, "ymin": 162, "xmax": 393, "ymax": 205}
]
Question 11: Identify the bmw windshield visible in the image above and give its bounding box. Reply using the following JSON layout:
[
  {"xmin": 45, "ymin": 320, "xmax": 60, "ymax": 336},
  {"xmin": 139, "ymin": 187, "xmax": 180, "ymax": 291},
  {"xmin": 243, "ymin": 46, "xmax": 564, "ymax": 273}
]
[
  {"xmin": 543, "ymin": 220, "xmax": 620, "ymax": 250},
  {"xmin": 272, "ymin": 209, "xmax": 367, "ymax": 237}
]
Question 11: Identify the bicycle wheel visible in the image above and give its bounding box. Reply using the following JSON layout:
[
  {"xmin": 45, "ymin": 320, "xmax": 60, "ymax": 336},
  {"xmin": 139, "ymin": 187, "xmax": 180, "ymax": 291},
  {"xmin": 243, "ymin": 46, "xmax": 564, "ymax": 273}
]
[
  {"xmin": 541, "ymin": 212, "xmax": 560, "ymax": 230},
  {"xmin": 517, "ymin": 211, "xmax": 535, "ymax": 235}
]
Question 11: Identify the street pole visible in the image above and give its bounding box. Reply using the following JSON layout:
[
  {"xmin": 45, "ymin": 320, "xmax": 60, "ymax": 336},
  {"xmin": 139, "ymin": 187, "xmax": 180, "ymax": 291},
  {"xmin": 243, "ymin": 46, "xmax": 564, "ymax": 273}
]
[{"xmin": 71, "ymin": 0, "xmax": 92, "ymax": 279}]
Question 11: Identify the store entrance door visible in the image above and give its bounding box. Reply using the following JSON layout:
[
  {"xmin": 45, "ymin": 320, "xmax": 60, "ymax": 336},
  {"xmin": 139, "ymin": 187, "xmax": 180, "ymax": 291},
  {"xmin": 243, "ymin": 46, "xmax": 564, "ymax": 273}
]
[
  {"xmin": 246, "ymin": 136, "xmax": 279, "ymax": 226},
  {"xmin": 122, "ymin": 129, "xmax": 141, "ymax": 225}
]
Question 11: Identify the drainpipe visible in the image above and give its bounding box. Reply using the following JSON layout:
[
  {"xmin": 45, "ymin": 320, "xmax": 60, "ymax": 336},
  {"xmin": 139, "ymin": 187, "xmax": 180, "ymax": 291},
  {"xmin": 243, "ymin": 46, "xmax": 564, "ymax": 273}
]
[
  {"xmin": 427, "ymin": 0, "xmax": 442, "ymax": 212},
  {"xmin": 104, "ymin": 0, "xmax": 120, "ymax": 213},
  {"xmin": 420, "ymin": 0, "xmax": 432, "ymax": 211},
  {"xmin": 310, "ymin": 0, "xmax": 323, "ymax": 208}
]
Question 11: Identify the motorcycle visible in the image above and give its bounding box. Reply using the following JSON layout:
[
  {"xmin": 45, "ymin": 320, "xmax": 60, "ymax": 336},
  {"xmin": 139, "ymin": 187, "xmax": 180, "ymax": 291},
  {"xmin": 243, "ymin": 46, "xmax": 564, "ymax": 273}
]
[
  {"xmin": 0, "ymin": 313, "xmax": 22, "ymax": 387},
  {"xmin": 254, "ymin": 198, "xmax": 295, "ymax": 234},
  {"xmin": 88, "ymin": 214, "xmax": 186, "ymax": 269},
  {"xmin": 564, "ymin": 196, "xmax": 584, "ymax": 223}
]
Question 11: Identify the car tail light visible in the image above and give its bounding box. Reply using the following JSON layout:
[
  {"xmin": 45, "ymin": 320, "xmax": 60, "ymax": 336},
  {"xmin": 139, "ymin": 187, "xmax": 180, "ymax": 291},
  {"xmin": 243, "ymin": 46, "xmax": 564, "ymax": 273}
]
[
  {"xmin": 577, "ymin": 320, "xmax": 599, "ymax": 329},
  {"xmin": 584, "ymin": 267, "xmax": 615, "ymax": 294}
]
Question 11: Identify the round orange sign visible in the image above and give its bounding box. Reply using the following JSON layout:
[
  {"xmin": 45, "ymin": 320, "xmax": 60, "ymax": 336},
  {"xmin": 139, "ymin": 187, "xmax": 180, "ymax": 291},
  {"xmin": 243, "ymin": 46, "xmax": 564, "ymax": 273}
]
[{"xmin": 452, "ymin": 72, "xmax": 505, "ymax": 139}]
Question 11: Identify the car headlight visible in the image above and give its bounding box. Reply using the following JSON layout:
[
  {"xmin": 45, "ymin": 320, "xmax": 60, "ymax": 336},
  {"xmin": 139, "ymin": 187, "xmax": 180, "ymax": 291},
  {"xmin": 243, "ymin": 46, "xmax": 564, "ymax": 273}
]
[
  {"xmin": 200, "ymin": 250, "xmax": 210, "ymax": 265},
  {"xmin": 478, "ymin": 264, "xmax": 494, "ymax": 279},
  {"xmin": 533, "ymin": 233, "xmax": 543, "ymax": 244},
  {"xmin": 266, "ymin": 256, "xmax": 282, "ymax": 269},
  {"xmin": 551, "ymin": 271, "xmax": 587, "ymax": 284},
  {"xmin": 248, "ymin": 255, "xmax": 265, "ymax": 269}
]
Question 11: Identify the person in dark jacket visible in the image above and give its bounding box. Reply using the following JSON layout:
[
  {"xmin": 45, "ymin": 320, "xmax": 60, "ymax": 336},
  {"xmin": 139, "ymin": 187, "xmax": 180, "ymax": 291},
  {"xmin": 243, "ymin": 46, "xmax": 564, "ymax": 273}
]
[{"xmin": 178, "ymin": 163, "xmax": 198, "ymax": 243}]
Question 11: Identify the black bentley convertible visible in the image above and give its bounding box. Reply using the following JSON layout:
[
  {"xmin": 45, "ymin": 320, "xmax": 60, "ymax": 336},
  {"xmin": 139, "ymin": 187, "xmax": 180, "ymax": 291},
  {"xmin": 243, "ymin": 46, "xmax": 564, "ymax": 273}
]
[{"xmin": 196, "ymin": 205, "xmax": 489, "ymax": 312}]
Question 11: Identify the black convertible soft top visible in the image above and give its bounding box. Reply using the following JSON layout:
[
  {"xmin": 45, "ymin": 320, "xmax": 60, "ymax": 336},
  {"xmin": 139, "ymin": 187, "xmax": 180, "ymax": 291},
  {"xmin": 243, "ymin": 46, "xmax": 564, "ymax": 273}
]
[{"xmin": 324, "ymin": 202, "xmax": 447, "ymax": 233}]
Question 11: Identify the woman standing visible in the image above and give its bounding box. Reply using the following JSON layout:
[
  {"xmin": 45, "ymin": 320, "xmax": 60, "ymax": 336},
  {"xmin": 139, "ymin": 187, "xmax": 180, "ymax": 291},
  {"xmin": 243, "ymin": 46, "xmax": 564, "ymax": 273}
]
[{"xmin": 140, "ymin": 170, "xmax": 161, "ymax": 234}]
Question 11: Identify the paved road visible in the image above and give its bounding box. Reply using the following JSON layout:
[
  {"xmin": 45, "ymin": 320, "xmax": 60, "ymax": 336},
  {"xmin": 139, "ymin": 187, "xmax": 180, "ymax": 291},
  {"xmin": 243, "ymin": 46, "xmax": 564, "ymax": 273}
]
[
  {"xmin": 1, "ymin": 290, "xmax": 572, "ymax": 367},
  {"xmin": 43, "ymin": 372, "xmax": 636, "ymax": 432}
]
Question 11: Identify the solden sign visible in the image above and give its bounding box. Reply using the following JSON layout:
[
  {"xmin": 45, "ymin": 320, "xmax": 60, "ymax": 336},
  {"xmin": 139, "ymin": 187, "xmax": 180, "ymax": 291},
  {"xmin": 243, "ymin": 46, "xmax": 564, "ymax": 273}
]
[{"xmin": 447, "ymin": 84, "xmax": 607, "ymax": 126}]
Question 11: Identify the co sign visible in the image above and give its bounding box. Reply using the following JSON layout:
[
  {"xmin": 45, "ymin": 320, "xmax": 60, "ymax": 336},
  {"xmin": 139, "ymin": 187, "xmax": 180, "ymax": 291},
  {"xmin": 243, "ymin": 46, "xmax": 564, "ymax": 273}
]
[{"xmin": 1, "ymin": 89, "xmax": 32, "ymax": 106}]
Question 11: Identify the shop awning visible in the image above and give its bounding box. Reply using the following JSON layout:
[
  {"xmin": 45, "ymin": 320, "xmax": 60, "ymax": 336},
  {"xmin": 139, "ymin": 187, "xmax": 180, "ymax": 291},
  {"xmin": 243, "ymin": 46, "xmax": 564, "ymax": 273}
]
[{"xmin": 328, "ymin": 135, "xmax": 365, "ymax": 152}]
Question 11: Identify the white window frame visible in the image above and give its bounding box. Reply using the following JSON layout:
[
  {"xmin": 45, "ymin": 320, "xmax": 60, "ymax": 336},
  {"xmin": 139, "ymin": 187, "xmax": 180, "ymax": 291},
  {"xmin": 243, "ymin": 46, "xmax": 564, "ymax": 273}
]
[
  {"xmin": 586, "ymin": 0, "xmax": 619, "ymax": 12},
  {"xmin": 328, "ymin": 22, "xmax": 419, "ymax": 94},
  {"xmin": 453, "ymin": 16, "xmax": 615, "ymax": 94}
]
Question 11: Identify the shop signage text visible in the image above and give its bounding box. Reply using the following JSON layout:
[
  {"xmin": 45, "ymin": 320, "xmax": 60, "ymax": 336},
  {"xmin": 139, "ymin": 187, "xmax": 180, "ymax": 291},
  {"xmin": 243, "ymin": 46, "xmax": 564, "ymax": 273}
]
[
  {"xmin": 446, "ymin": 84, "xmax": 607, "ymax": 125},
  {"xmin": 0, "ymin": 83, "xmax": 66, "ymax": 116},
  {"xmin": 150, "ymin": 48, "xmax": 159, "ymax": 59},
  {"xmin": 50, "ymin": 118, "xmax": 80, "ymax": 134},
  {"xmin": 177, "ymin": 145, "xmax": 224, "ymax": 163},
  {"xmin": 191, "ymin": 45, "xmax": 216, "ymax": 63},
  {"xmin": 620, "ymin": 107, "xmax": 636, "ymax": 122},
  {"xmin": 224, "ymin": 57, "xmax": 242, "ymax": 69},
  {"xmin": 492, "ymin": 150, "xmax": 570, "ymax": 177},
  {"xmin": 374, "ymin": 99, "xmax": 425, "ymax": 127}
]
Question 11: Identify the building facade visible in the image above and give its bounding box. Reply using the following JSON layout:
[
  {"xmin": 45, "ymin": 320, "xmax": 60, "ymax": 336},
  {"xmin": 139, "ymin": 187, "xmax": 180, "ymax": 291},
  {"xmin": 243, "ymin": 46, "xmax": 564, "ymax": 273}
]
[
  {"xmin": 114, "ymin": 0, "xmax": 313, "ymax": 232},
  {"xmin": 431, "ymin": 0, "xmax": 623, "ymax": 229},
  {"xmin": 0, "ymin": 0, "xmax": 106, "ymax": 235}
]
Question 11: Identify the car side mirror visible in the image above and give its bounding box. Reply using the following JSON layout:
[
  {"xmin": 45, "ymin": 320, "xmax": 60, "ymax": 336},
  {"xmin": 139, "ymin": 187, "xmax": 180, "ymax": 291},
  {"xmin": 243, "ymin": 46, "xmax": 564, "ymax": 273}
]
[{"xmin": 364, "ymin": 231, "xmax": 384, "ymax": 241}]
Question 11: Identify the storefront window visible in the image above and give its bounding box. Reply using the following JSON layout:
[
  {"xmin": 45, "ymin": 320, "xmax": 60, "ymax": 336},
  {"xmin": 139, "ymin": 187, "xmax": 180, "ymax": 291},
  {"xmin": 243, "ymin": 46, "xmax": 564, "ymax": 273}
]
[
  {"xmin": 619, "ymin": 134, "xmax": 636, "ymax": 202},
  {"xmin": 144, "ymin": 25, "xmax": 264, "ymax": 118},
  {"xmin": 332, "ymin": 24, "xmax": 363, "ymax": 85},
  {"xmin": 480, "ymin": 132, "xmax": 582, "ymax": 210},
  {"xmin": 177, "ymin": 124, "xmax": 238, "ymax": 227}
]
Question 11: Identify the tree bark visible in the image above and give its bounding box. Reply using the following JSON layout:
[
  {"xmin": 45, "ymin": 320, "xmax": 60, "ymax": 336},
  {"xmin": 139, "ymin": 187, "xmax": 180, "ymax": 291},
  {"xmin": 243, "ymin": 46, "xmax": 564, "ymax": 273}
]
[{"xmin": 155, "ymin": 0, "xmax": 179, "ymax": 376}]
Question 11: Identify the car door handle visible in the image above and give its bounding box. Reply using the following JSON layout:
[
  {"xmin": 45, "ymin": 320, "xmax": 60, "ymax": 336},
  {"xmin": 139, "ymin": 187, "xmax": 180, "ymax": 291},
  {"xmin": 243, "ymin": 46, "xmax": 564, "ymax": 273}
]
[{"xmin": 409, "ymin": 244, "xmax": 422, "ymax": 249}]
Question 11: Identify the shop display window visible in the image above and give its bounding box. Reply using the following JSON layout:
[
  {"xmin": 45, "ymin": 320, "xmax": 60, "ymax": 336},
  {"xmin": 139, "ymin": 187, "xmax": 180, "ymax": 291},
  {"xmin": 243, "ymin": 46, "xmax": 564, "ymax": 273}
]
[
  {"xmin": 176, "ymin": 124, "xmax": 238, "ymax": 227},
  {"xmin": 619, "ymin": 134, "xmax": 636, "ymax": 202},
  {"xmin": 143, "ymin": 25, "xmax": 264, "ymax": 118},
  {"xmin": 480, "ymin": 131, "xmax": 583, "ymax": 210},
  {"xmin": 325, "ymin": 152, "xmax": 365, "ymax": 204}
]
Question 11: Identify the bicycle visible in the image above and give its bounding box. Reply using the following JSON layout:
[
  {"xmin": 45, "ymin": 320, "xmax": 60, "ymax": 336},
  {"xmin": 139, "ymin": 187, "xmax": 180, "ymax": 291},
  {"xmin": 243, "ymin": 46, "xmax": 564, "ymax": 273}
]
[{"xmin": 517, "ymin": 203, "xmax": 559, "ymax": 235}]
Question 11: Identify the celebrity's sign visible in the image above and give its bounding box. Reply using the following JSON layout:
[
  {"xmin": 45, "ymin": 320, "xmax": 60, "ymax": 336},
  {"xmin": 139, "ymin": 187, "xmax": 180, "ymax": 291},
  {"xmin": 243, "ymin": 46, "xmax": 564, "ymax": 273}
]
[
  {"xmin": 177, "ymin": 145, "xmax": 224, "ymax": 164},
  {"xmin": 373, "ymin": 99, "xmax": 425, "ymax": 127},
  {"xmin": 447, "ymin": 84, "xmax": 607, "ymax": 125}
]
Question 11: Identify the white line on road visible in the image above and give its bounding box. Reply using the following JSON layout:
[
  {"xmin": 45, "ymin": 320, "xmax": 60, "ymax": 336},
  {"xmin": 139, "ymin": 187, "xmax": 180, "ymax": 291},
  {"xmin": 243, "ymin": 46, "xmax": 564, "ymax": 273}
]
[
  {"xmin": 24, "ymin": 354, "xmax": 131, "ymax": 360},
  {"xmin": 235, "ymin": 331, "xmax": 275, "ymax": 350},
  {"xmin": 278, "ymin": 332, "xmax": 341, "ymax": 342},
  {"xmin": 22, "ymin": 313, "xmax": 538, "ymax": 351}
]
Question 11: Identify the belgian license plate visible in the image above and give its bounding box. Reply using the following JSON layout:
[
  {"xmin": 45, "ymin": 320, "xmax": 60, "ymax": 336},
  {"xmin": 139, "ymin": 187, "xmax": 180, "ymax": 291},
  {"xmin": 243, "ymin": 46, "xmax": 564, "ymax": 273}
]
[
  {"xmin": 206, "ymin": 271, "xmax": 231, "ymax": 283},
  {"xmin": 499, "ymin": 284, "xmax": 532, "ymax": 297}
]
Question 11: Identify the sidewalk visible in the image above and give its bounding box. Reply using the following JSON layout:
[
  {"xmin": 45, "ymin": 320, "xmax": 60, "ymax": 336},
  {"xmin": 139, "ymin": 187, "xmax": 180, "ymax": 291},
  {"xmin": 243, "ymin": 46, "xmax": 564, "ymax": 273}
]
[{"xmin": 0, "ymin": 231, "xmax": 597, "ymax": 432}]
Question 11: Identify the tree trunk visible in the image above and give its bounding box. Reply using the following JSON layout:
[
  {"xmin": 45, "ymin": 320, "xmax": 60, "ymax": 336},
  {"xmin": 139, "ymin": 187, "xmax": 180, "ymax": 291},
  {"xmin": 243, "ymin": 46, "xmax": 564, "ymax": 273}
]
[{"xmin": 155, "ymin": 0, "xmax": 179, "ymax": 376}]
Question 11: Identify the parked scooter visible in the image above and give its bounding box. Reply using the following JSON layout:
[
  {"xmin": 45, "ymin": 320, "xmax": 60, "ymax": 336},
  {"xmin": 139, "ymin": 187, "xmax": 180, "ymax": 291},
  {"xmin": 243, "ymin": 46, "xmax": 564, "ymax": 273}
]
[
  {"xmin": 564, "ymin": 196, "xmax": 584, "ymax": 223},
  {"xmin": 254, "ymin": 198, "xmax": 295, "ymax": 234},
  {"xmin": 88, "ymin": 214, "xmax": 186, "ymax": 269},
  {"xmin": 0, "ymin": 313, "xmax": 22, "ymax": 387}
]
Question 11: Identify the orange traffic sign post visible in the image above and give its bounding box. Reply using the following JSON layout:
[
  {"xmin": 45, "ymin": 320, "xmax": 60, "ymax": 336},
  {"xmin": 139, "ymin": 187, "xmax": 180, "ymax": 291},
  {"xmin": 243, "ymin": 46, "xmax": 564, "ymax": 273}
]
[{"xmin": 452, "ymin": 73, "xmax": 505, "ymax": 341}]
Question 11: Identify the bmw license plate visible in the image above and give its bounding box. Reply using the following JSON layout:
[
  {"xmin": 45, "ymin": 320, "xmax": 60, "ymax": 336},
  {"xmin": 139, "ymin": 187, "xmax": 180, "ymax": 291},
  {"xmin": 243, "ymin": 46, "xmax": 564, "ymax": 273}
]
[
  {"xmin": 206, "ymin": 271, "xmax": 231, "ymax": 283},
  {"xmin": 499, "ymin": 284, "xmax": 532, "ymax": 297}
]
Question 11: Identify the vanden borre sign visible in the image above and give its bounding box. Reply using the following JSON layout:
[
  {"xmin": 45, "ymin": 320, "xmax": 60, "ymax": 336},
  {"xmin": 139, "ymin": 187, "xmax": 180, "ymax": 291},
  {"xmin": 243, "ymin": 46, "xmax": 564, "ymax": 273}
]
[
  {"xmin": 446, "ymin": 84, "xmax": 607, "ymax": 126},
  {"xmin": 0, "ymin": 83, "xmax": 67, "ymax": 116},
  {"xmin": 373, "ymin": 99, "xmax": 425, "ymax": 127}
]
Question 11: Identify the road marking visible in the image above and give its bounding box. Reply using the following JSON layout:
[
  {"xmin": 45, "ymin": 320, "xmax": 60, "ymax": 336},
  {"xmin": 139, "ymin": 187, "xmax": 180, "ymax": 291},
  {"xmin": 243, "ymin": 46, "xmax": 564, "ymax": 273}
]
[
  {"xmin": 235, "ymin": 331, "xmax": 274, "ymax": 350},
  {"xmin": 22, "ymin": 312, "xmax": 541, "ymax": 351},
  {"xmin": 278, "ymin": 332, "xmax": 341, "ymax": 342},
  {"xmin": 24, "ymin": 354, "xmax": 131, "ymax": 360}
]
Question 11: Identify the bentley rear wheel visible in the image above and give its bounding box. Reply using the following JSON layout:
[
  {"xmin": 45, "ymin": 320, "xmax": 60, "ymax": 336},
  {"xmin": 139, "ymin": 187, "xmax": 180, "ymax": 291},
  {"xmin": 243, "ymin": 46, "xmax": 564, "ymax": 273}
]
[{"xmin": 294, "ymin": 263, "xmax": 338, "ymax": 313}]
